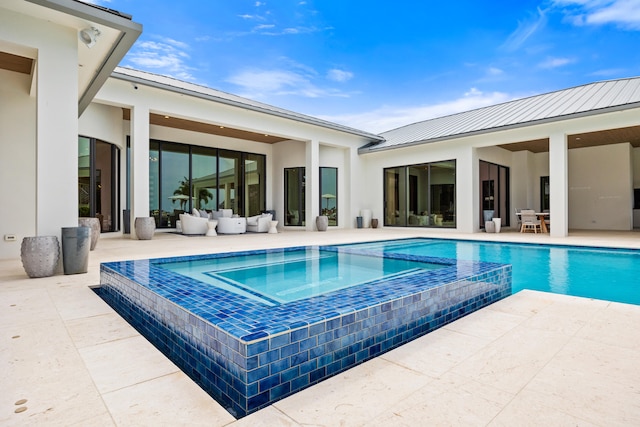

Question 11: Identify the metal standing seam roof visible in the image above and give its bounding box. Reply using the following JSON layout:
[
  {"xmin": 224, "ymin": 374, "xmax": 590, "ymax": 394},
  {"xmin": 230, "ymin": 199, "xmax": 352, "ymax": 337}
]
[
  {"xmin": 111, "ymin": 67, "xmax": 385, "ymax": 142},
  {"xmin": 361, "ymin": 76, "xmax": 640, "ymax": 153}
]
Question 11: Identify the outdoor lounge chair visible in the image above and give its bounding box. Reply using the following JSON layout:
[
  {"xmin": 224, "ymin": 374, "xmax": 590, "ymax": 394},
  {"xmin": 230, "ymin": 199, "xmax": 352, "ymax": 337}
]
[
  {"xmin": 179, "ymin": 213, "xmax": 209, "ymax": 235},
  {"xmin": 246, "ymin": 213, "xmax": 272, "ymax": 233}
]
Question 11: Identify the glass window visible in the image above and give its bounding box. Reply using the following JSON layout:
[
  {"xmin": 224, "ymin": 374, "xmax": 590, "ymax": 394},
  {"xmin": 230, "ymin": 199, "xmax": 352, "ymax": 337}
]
[
  {"xmin": 149, "ymin": 140, "xmax": 160, "ymax": 225},
  {"xmin": 148, "ymin": 140, "xmax": 266, "ymax": 228},
  {"xmin": 160, "ymin": 143, "xmax": 189, "ymax": 227},
  {"xmin": 285, "ymin": 167, "xmax": 305, "ymax": 226},
  {"xmin": 320, "ymin": 167, "xmax": 338, "ymax": 226},
  {"xmin": 192, "ymin": 146, "xmax": 217, "ymax": 211},
  {"xmin": 78, "ymin": 137, "xmax": 91, "ymax": 218},
  {"xmin": 245, "ymin": 153, "xmax": 266, "ymax": 216},
  {"xmin": 384, "ymin": 161, "xmax": 456, "ymax": 228},
  {"xmin": 384, "ymin": 167, "xmax": 406, "ymax": 226},
  {"xmin": 218, "ymin": 150, "xmax": 241, "ymax": 213},
  {"xmin": 78, "ymin": 136, "xmax": 120, "ymax": 232},
  {"xmin": 430, "ymin": 161, "xmax": 456, "ymax": 227},
  {"xmin": 540, "ymin": 176, "xmax": 550, "ymax": 211},
  {"xmin": 407, "ymin": 165, "xmax": 428, "ymax": 226}
]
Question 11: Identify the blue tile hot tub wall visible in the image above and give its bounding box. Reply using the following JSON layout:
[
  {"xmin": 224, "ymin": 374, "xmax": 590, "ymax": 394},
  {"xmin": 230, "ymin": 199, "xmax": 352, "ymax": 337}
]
[{"xmin": 98, "ymin": 246, "xmax": 511, "ymax": 418}]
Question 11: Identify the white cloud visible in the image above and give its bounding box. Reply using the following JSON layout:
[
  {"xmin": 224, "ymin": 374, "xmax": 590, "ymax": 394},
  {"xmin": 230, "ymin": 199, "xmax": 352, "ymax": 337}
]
[
  {"xmin": 553, "ymin": 0, "xmax": 640, "ymax": 30},
  {"xmin": 589, "ymin": 67, "xmax": 627, "ymax": 76},
  {"xmin": 502, "ymin": 7, "xmax": 548, "ymax": 51},
  {"xmin": 320, "ymin": 90, "xmax": 514, "ymax": 134},
  {"xmin": 123, "ymin": 37, "xmax": 196, "ymax": 82},
  {"xmin": 327, "ymin": 69, "xmax": 354, "ymax": 82},
  {"xmin": 226, "ymin": 68, "xmax": 351, "ymax": 99},
  {"xmin": 538, "ymin": 56, "xmax": 574, "ymax": 68}
]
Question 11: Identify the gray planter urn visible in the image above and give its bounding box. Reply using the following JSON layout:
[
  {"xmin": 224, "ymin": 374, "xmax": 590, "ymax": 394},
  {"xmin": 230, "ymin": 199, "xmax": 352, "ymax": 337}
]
[
  {"xmin": 21, "ymin": 236, "xmax": 60, "ymax": 278},
  {"xmin": 62, "ymin": 227, "xmax": 90, "ymax": 275},
  {"xmin": 316, "ymin": 215, "xmax": 328, "ymax": 231},
  {"xmin": 135, "ymin": 217, "xmax": 156, "ymax": 240},
  {"xmin": 78, "ymin": 217, "xmax": 100, "ymax": 250}
]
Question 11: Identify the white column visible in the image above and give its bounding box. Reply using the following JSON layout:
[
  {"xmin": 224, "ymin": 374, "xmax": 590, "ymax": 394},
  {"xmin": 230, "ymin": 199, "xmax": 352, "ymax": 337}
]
[
  {"xmin": 36, "ymin": 31, "xmax": 78, "ymax": 237},
  {"xmin": 549, "ymin": 132, "xmax": 569, "ymax": 237},
  {"xmin": 456, "ymin": 148, "xmax": 478, "ymax": 233},
  {"xmin": 345, "ymin": 145, "xmax": 357, "ymax": 228},
  {"xmin": 305, "ymin": 139, "xmax": 320, "ymax": 231},
  {"xmin": 130, "ymin": 104, "xmax": 150, "ymax": 239}
]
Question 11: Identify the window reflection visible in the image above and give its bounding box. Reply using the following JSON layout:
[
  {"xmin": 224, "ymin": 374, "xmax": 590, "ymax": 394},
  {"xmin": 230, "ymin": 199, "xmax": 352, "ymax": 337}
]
[
  {"xmin": 320, "ymin": 167, "xmax": 338, "ymax": 226},
  {"xmin": 384, "ymin": 160, "xmax": 456, "ymax": 228},
  {"xmin": 285, "ymin": 167, "xmax": 305, "ymax": 226}
]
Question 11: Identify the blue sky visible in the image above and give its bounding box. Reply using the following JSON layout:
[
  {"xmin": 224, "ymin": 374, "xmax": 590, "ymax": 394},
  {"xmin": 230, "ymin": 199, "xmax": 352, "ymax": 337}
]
[{"xmin": 92, "ymin": 0, "xmax": 640, "ymax": 133}]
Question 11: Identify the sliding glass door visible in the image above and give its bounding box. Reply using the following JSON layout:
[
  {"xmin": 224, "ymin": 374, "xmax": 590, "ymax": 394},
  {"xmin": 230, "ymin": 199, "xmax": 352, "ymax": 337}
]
[
  {"xmin": 479, "ymin": 161, "xmax": 510, "ymax": 227},
  {"xmin": 384, "ymin": 160, "xmax": 456, "ymax": 227},
  {"xmin": 284, "ymin": 167, "xmax": 305, "ymax": 226},
  {"xmin": 145, "ymin": 140, "xmax": 266, "ymax": 228}
]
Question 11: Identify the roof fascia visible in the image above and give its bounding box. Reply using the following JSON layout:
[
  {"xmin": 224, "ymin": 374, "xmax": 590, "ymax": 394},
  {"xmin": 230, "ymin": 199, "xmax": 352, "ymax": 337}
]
[
  {"xmin": 110, "ymin": 70, "xmax": 384, "ymax": 142},
  {"xmin": 358, "ymin": 101, "xmax": 640, "ymax": 154}
]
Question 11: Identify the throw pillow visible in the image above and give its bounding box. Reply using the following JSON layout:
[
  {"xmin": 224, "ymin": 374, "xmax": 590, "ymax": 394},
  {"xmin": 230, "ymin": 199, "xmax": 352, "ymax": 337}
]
[{"xmin": 199, "ymin": 209, "xmax": 208, "ymax": 218}]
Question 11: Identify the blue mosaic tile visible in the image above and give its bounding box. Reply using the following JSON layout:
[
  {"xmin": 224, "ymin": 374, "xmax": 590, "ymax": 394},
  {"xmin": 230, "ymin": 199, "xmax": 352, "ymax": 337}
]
[{"xmin": 98, "ymin": 238, "xmax": 512, "ymax": 418}]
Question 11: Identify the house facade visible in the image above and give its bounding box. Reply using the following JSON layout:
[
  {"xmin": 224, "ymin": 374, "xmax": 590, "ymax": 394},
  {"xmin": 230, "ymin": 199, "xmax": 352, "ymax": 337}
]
[{"xmin": 2, "ymin": 0, "xmax": 640, "ymax": 260}]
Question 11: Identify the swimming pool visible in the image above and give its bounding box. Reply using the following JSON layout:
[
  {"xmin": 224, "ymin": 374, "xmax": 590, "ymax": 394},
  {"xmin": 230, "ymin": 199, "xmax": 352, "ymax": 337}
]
[
  {"xmin": 158, "ymin": 248, "xmax": 446, "ymax": 305},
  {"xmin": 98, "ymin": 242, "xmax": 510, "ymax": 417},
  {"xmin": 348, "ymin": 238, "xmax": 640, "ymax": 305}
]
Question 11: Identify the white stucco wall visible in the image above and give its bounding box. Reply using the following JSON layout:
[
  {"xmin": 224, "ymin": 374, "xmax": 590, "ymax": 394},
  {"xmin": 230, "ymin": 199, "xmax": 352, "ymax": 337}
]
[
  {"xmin": 568, "ymin": 143, "xmax": 633, "ymax": 230},
  {"xmin": 0, "ymin": 69, "xmax": 36, "ymax": 259},
  {"xmin": 0, "ymin": 9, "xmax": 79, "ymax": 259},
  {"xmin": 79, "ymin": 103, "xmax": 126, "ymax": 147}
]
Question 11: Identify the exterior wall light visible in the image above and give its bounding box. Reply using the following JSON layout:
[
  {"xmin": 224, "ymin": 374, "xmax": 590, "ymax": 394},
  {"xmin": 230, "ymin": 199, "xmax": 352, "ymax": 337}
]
[{"xmin": 79, "ymin": 27, "xmax": 101, "ymax": 48}]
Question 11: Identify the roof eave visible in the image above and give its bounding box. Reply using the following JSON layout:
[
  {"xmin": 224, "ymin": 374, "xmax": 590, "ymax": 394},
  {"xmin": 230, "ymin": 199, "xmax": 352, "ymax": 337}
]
[
  {"xmin": 358, "ymin": 102, "xmax": 640, "ymax": 154},
  {"xmin": 110, "ymin": 70, "xmax": 384, "ymax": 142},
  {"xmin": 25, "ymin": 0, "xmax": 143, "ymax": 116}
]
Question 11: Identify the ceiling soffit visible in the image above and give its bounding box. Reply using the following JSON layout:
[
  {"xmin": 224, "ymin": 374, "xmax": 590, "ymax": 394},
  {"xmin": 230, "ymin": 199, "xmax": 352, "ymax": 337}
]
[
  {"xmin": 123, "ymin": 109, "xmax": 289, "ymax": 144},
  {"xmin": 497, "ymin": 125, "xmax": 640, "ymax": 153}
]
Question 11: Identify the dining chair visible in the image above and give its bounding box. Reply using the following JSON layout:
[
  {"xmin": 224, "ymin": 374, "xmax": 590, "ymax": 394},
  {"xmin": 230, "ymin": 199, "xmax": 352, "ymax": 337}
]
[{"xmin": 520, "ymin": 209, "xmax": 541, "ymax": 233}]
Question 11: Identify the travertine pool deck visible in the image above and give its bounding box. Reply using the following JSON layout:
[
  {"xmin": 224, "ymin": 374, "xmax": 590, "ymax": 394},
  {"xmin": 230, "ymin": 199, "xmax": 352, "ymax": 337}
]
[{"xmin": 2, "ymin": 228, "xmax": 640, "ymax": 426}]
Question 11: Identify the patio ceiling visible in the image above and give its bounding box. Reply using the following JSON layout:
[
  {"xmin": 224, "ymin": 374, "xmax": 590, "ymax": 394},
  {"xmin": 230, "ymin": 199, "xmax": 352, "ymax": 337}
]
[
  {"xmin": 497, "ymin": 125, "xmax": 640, "ymax": 153},
  {"xmin": 122, "ymin": 109, "xmax": 290, "ymax": 144}
]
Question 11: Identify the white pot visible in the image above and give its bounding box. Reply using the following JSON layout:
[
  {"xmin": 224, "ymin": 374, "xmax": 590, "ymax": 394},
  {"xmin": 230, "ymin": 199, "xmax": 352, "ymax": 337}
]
[{"xmin": 492, "ymin": 218, "xmax": 502, "ymax": 233}]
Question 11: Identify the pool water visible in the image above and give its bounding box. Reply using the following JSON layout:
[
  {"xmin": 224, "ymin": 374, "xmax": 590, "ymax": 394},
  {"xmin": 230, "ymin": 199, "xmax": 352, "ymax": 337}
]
[
  {"xmin": 346, "ymin": 239, "xmax": 640, "ymax": 305},
  {"xmin": 159, "ymin": 248, "xmax": 446, "ymax": 305}
]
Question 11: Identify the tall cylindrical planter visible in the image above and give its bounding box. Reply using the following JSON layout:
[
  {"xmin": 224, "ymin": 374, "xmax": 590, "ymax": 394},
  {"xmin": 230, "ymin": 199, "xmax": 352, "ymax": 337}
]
[
  {"xmin": 78, "ymin": 217, "xmax": 100, "ymax": 250},
  {"xmin": 492, "ymin": 218, "xmax": 502, "ymax": 233},
  {"xmin": 20, "ymin": 236, "xmax": 60, "ymax": 278},
  {"xmin": 135, "ymin": 217, "xmax": 156, "ymax": 240},
  {"xmin": 316, "ymin": 215, "xmax": 328, "ymax": 231},
  {"xmin": 360, "ymin": 209, "xmax": 372, "ymax": 228},
  {"xmin": 356, "ymin": 216, "xmax": 363, "ymax": 228},
  {"xmin": 62, "ymin": 227, "xmax": 90, "ymax": 275}
]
